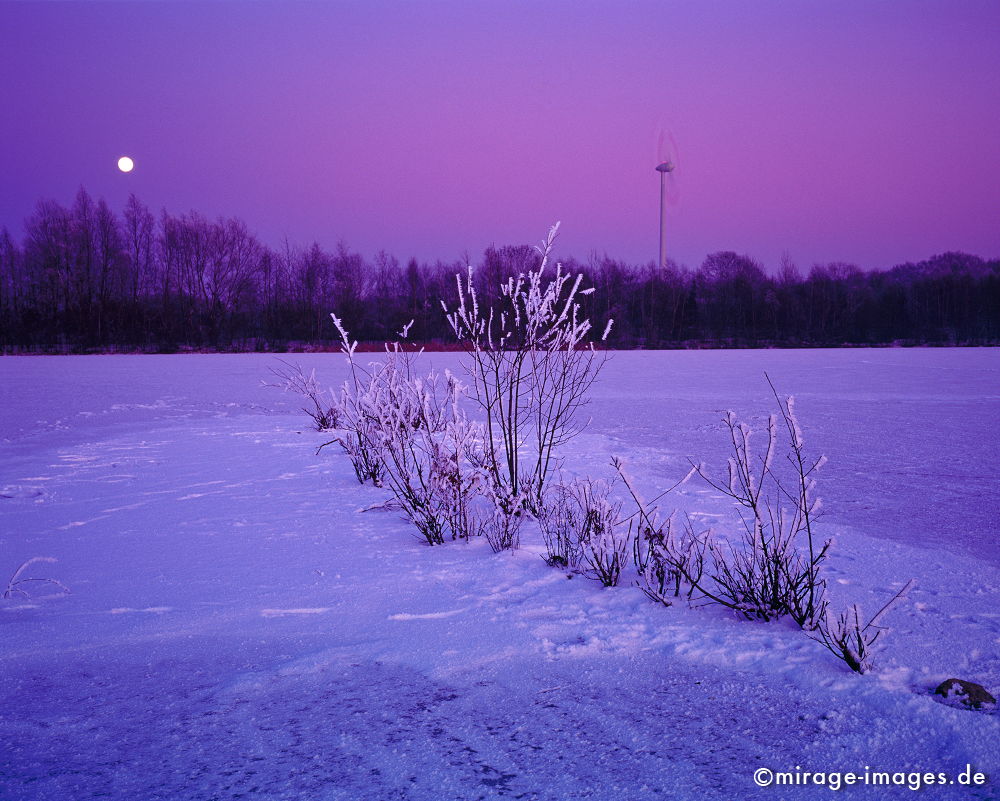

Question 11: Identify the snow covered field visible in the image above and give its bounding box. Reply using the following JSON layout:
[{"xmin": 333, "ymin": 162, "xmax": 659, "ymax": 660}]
[{"xmin": 1, "ymin": 349, "xmax": 998, "ymax": 800}]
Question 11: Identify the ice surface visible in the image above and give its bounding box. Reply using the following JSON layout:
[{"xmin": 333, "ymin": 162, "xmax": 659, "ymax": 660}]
[{"xmin": 1, "ymin": 349, "xmax": 998, "ymax": 800}]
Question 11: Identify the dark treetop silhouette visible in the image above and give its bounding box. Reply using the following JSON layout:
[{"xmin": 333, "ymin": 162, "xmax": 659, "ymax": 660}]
[{"xmin": 1, "ymin": 189, "xmax": 997, "ymax": 353}]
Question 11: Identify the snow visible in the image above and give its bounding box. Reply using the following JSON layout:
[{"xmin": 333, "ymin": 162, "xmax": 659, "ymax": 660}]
[{"xmin": 1, "ymin": 349, "xmax": 998, "ymax": 800}]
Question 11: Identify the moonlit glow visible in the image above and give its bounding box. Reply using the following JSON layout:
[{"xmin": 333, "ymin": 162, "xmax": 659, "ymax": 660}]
[{"xmin": 117, "ymin": 156, "xmax": 134, "ymax": 173}]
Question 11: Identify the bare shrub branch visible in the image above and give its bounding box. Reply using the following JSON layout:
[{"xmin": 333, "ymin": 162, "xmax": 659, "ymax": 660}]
[
  {"xmin": 614, "ymin": 458, "xmax": 703, "ymax": 606},
  {"xmin": 264, "ymin": 358, "xmax": 342, "ymax": 431},
  {"xmin": 811, "ymin": 580, "xmax": 916, "ymax": 673},
  {"xmin": 4, "ymin": 557, "xmax": 69, "ymax": 600},
  {"xmin": 482, "ymin": 485, "xmax": 525, "ymax": 553},
  {"xmin": 323, "ymin": 316, "xmax": 493, "ymax": 545},
  {"xmin": 539, "ymin": 476, "xmax": 628, "ymax": 586},
  {"xmin": 676, "ymin": 380, "xmax": 832, "ymax": 625},
  {"xmin": 537, "ymin": 481, "xmax": 586, "ymax": 568},
  {"xmin": 615, "ymin": 381, "xmax": 831, "ymax": 626}
]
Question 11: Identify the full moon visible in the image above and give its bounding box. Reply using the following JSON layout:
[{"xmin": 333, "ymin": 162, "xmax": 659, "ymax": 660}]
[{"xmin": 117, "ymin": 156, "xmax": 134, "ymax": 173}]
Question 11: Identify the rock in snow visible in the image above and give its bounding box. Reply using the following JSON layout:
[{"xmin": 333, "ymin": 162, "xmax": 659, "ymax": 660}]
[{"xmin": 935, "ymin": 678, "xmax": 997, "ymax": 711}]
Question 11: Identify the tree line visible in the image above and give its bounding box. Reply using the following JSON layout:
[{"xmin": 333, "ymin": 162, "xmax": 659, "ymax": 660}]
[{"xmin": 1, "ymin": 188, "xmax": 997, "ymax": 352}]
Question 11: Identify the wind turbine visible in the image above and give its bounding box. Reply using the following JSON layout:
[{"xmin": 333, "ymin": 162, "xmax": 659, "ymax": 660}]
[{"xmin": 655, "ymin": 130, "xmax": 678, "ymax": 268}]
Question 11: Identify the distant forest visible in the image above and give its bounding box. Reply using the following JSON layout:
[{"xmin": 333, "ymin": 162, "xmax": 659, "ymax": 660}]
[{"xmin": 1, "ymin": 188, "xmax": 998, "ymax": 352}]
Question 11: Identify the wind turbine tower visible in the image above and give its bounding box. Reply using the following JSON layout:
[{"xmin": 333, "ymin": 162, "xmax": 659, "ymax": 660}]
[{"xmin": 655, "ymin": 158, "xmax": 675, "ymax": 269}]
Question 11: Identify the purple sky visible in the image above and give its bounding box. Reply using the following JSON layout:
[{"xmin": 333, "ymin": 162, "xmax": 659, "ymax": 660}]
[{"xmin": 2, "ymin": 1, "xmax": 999, "ymax": 272}]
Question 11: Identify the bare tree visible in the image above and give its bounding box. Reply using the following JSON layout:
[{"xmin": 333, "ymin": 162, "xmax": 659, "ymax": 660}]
[
  {"xmin": 122, "ymin": 193, "xmax": 155, "ymax": 304},
  {"xmin": 93, "ymin": 198, "xmax": 124, "ymax": 342}
]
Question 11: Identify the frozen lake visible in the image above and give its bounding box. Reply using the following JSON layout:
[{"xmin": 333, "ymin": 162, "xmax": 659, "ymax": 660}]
[
  {"xmin": 3, "ymin": 348, "xmax": 998, "ymax": 564},
  {"xmin": 1, "ymin": 348, "xmax": 998, "ymax": 800}
]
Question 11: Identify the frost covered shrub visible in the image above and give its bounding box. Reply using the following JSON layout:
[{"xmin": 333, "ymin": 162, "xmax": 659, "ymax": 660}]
[
  {"xmin": 264, "ymin": 359, "xmax": 342, "ymax": 431},
  {"xmin": 325, "ymin": 316, "xmax": 490, "ymax": 545},
  {"xmin": 318, "ymin": 316, "xmax": 395, "ymax": 486},
  {"xmin": 428, "ymin": 417, "xmax": 490, "ymax": 543},
  {"xmin": 614, "ymin": 459, "xmax": 703, "ymax": 605},
  {"xmin": 361, "ymin": 364, "xmax": 476, "ymax": 544},
  {"xmin": 367, "ymin": 366, "xmax": 452, "ymax": 545},
  {"xmin": 540, "ymin": 478, "xmax": 627, "ymax": 585},
  {"xmin": 618, "ymin": 383, "xmax": 917, "ymax": 676},
  {"xmin": 674, "ymin": 379, "xmax": 833, "ymax": 624},
  {"xmin": 443, "ymin": 223, "xmax": 612, "ymax": 508},
  {"xmin": 537, "ymin": 482, "xmax": 586, "ymax": 568},
  {"xmin": 481, "ymin": 485, "xmax": 525, "ymax": 552},
  {"xmin": 634, "ymin": 513, "xmax": 707, "ymax": 606},
  {"xmin": 330, "ymin": 423, "xmax": 386, "ymax": 487},
  {"xmin": 574, "ymin": 479, "xmax": 628, "ymax": 587},
  {"xmin": 402, "ymin": 382, "xmax": 490, "ymax": 545},
  {"xmin": 315, "ymin": 223, "xmax": 614, "ymax": 551},
  {"xmin": 617, "ymin": 379, "xmax": 832, "ymax": 625},
  {"xmin": 812, "ymin": 580, "xmax": 916, "ymax": 674}
]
